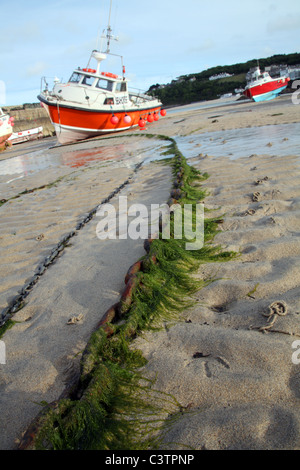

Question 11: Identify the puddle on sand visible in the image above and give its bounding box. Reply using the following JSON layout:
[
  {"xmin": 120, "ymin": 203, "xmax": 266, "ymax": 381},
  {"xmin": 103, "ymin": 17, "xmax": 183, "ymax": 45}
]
[
  {"xmin": 4, "ymin": 121, "xmax": 297, "ymax": 182},
  {"xmin": 0, "ymin": 138, "xmax": 165, "ymax": 182},
  {"xmin": 176, "ymin": 122, "xmax": 300, "ymax": 161}
]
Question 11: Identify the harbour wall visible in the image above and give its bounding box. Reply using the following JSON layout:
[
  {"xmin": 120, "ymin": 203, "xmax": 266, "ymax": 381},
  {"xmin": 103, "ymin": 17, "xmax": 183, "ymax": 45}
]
[{"xmin": 2, "ymin": 104, "xmax": 55, "ymax": 138}]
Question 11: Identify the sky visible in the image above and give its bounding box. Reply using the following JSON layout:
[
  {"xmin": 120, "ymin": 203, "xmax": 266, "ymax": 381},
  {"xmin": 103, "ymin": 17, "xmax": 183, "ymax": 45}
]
[{"xmin": 1, "ymin": 0, "xmax": 300, "ymax": 106}]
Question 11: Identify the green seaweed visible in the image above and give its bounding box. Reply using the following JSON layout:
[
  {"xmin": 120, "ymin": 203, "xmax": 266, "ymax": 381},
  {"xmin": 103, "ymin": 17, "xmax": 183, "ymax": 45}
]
[
  {"xmin": 0, "ymin": 319, "xmax": 16, "ymax": 339},
  {"xmin": 20, "ymin": 133, "xmax": 237, "ymax": 451},
  {"xmin": 247, "ymin": 283, "xmax": 260, "ymax": 298}
]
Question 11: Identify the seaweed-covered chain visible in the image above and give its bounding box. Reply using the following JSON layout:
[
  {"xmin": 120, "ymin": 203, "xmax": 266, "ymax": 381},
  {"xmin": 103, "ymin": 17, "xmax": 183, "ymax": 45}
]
[{"xmin": 18, "ymin": 135, "xmax": 236, "ymax": 450}]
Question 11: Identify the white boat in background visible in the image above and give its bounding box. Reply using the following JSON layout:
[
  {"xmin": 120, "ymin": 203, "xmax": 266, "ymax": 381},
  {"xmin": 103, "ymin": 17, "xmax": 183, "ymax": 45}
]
[
  {"xmin": 8, "ymin": 126, "xmax": 43, "ymax": 145},
  {"xmin": 0, "ymin": 108, "xmax": 13, "ymax": 151},
  {"xmin": 38, "ymin": 0, "xmax": 165, "ymax": 145}
]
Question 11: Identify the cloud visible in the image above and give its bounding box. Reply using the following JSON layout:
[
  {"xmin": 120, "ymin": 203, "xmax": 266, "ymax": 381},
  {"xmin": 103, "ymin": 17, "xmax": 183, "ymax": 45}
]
[
  {"xmin": 6, "ymin": 22, "xmax": 43, "ymax": 44},
  {"xmin": 267, "ymin": 14, "xmax": 300, "ymax": 33},
  {"xmin": 186, "ymin": 39, "xmax": 215, "ymax": 55},
  {"xmin": 63, "ymin": 39, "xmax": 96, "ymax": 58},
  {"xmin": 260, "ymin": 46, "xmax": 276, "ymax": 57},
  {"xmin": 0, "ymin": 22, "xmax": 44, "ymax": 54},
  {"xmin": 26, "ymin": 62, "xmax": 48, "ymax": 78}
]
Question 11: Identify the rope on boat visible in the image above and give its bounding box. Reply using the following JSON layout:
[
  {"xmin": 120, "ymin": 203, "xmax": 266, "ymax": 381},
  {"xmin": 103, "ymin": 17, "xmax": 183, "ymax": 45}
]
[{"xmin": 57, "ymin": 101, "xmax": 62, "ymax": 136}]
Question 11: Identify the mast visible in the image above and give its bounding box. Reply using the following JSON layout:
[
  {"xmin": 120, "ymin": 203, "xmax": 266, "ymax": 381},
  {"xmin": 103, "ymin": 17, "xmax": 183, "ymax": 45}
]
[
  {"xmin": 97, "ymin": 0, "xmax": 119, "ymax": 54},
  {"xmin": 105, "ymin": 0, "xmax": 115, "ymax": 53},
  {"xmin": 92, "ymin": 0, "xmax": 124, "ymax": 77}
]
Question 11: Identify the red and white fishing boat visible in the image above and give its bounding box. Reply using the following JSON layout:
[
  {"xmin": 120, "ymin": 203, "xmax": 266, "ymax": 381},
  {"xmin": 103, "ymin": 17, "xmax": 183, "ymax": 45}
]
[
  {"xmin": 8, "ymin": 126, "xmax": 43, "ymax": 145},
  {"xmin": 0, "ymin": 108, "xmax": 13, "ymax": 151},
  {"xmin": 243, "ymin": 66, "xmax": 290, "ymax": 102},
  {"xmin": 38, "ymin": 2, "xmax": 165, "ymax": 145}
]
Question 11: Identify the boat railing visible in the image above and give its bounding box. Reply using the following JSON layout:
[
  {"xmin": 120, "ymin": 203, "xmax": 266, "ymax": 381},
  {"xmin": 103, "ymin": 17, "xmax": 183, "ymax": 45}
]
[
  {"xmin": 128, "ymin": 87, "xmax": 155, "ymax": 103},
  {"xmin": 40, "ymin": 76, "xmax": 64, "ymax": 95}
]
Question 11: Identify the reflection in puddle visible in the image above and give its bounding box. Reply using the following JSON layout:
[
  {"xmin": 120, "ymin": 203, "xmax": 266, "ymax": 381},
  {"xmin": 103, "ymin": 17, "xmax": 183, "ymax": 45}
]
[
  {"xmin": 61, "ymin": 145, "xmax": 128, "ymax": 168},
  {"xmin": 2, "ymin": 122, "xmax": 295, "ymax": 183},
  {"xmin": 0, "ymin": 150, "xmax": 63, "ymax": 178},
  {"xmin": 0, "ymin": 139, "xmax": 164, "ymax": 182}
]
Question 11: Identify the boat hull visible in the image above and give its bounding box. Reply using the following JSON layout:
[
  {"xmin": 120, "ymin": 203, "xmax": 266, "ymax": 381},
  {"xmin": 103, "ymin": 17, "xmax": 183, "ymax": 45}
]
[
  {"xmin": 8, "ymin": 127, "xmax": 44, "ymax": 145},
  {"xmin": 243, "ymin": 77, "xmax": 290, "ymax": 102},
  {"xmin": 39, "ymin": 97, "xmax": 162, "ymax": 144},
  {"xmin": 250, "ymin": 85, "xmax": 288, "ymax": 102}
]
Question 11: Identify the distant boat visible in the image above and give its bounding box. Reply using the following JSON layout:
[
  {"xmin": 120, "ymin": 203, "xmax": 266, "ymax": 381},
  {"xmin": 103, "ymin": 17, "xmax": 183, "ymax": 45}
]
[
  {"xmin": 0, "ymin": 108, "xmax": 13, "ymax": 151},
  {"xmin": 8, "ymin": 126, "xmax": 43, "ymax": 145},
  {"xmin": 220, "ymin": 93, "xmax": 233, "ymax": 99},
  {"xmin": 243, "ymin": 66, "xmax": 290, "ymax": 102},
  {"xmin": 38, "ymin": 0, "xmax": 165, "ymax": 145}
]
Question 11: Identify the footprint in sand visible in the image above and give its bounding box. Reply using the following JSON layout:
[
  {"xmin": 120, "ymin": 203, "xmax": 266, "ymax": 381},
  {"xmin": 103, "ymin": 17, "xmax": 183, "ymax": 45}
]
[{"xmin": 252, "ymin": 192, "xmax": 262, "ymax": 202}]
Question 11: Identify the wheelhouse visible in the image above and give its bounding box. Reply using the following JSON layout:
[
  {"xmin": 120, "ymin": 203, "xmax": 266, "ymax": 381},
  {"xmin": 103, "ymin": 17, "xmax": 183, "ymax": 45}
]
[{"xmin": 67, "ymin": 70, "xmax": 127, "ymax": 94}]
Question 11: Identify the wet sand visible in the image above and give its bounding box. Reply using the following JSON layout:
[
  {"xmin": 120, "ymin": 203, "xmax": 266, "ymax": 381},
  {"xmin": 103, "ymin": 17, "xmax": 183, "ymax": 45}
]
[
  {"xmin": 134, "ymin": 94, "xmax": 300, "ymax": 450},
  {"xmin": 0, "ymin": 94, "xmax": 300, "ymax": 449}
]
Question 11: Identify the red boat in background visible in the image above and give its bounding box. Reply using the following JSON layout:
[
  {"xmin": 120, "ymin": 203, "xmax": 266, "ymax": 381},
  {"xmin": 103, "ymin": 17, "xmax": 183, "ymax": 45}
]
[{"xmin": 243, "ymin": 66, "xmax": 290, "ymax": 102}]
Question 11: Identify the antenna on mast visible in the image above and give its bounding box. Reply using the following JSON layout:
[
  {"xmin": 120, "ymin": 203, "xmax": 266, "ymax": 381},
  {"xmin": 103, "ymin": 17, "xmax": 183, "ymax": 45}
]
[{"xmin": 102, "ymin": 0, "xmax": 118, "ymax": 53}]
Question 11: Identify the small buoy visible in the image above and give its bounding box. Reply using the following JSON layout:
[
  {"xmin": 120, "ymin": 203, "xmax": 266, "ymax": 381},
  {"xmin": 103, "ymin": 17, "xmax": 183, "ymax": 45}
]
[
  {"xmin": 110, "ymin": 115, "xmax": 119, "ymax": 125},
  {"xmin": 138, "ymin": 118, "xmax": 146, "ymax": 128},
  {"xmin": 153, "ymin": 112, "xmax": 159, "ymax": 121},
  {"xmin": 124, "ymin": 114, "xmax": 132, "ymax": 124},
  {"xmin": 0, "ymin": 121, "xmax": 3, "ymax": 126},
  {"xmin": 10, "ymin": 117, "xmax": 15, "ymax": 121},
  {"xmin": 147, "ymin": 113, "xmax": 154, "ymax": 123},
  {"xmin": 160, "ymin": 109, "xmax": 167, "ymax": 117},
  {"xmin": 11, "ymin": 122, "xmax": 15, "ymax": 126}
]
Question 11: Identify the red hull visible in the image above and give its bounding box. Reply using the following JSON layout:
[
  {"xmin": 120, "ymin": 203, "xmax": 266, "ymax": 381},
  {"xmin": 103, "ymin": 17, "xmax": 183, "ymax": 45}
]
[{"xmin": 45, "ymin": 102, "xmax": 161, "ymax": 132}]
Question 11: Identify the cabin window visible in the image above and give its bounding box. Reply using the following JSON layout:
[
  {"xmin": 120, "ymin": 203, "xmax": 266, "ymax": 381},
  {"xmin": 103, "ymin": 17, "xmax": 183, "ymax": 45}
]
[
  {"xmin": 104, "ymin": 98, "xmax": 114, "ymax": 105},
  {"xmin": 115, "ymin": 82, "xmax": 127, "ymax": 92},
  {"xmin": 96, "ymin": 79, "xmax": 113, "ymax": 91},
  {"xmin": 69, "ymin": 72, "xmax": 83, "ymax": 83},
  {"xmin": 82, "ymin": 75, "xmax": 95, "ymax": 86}
]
